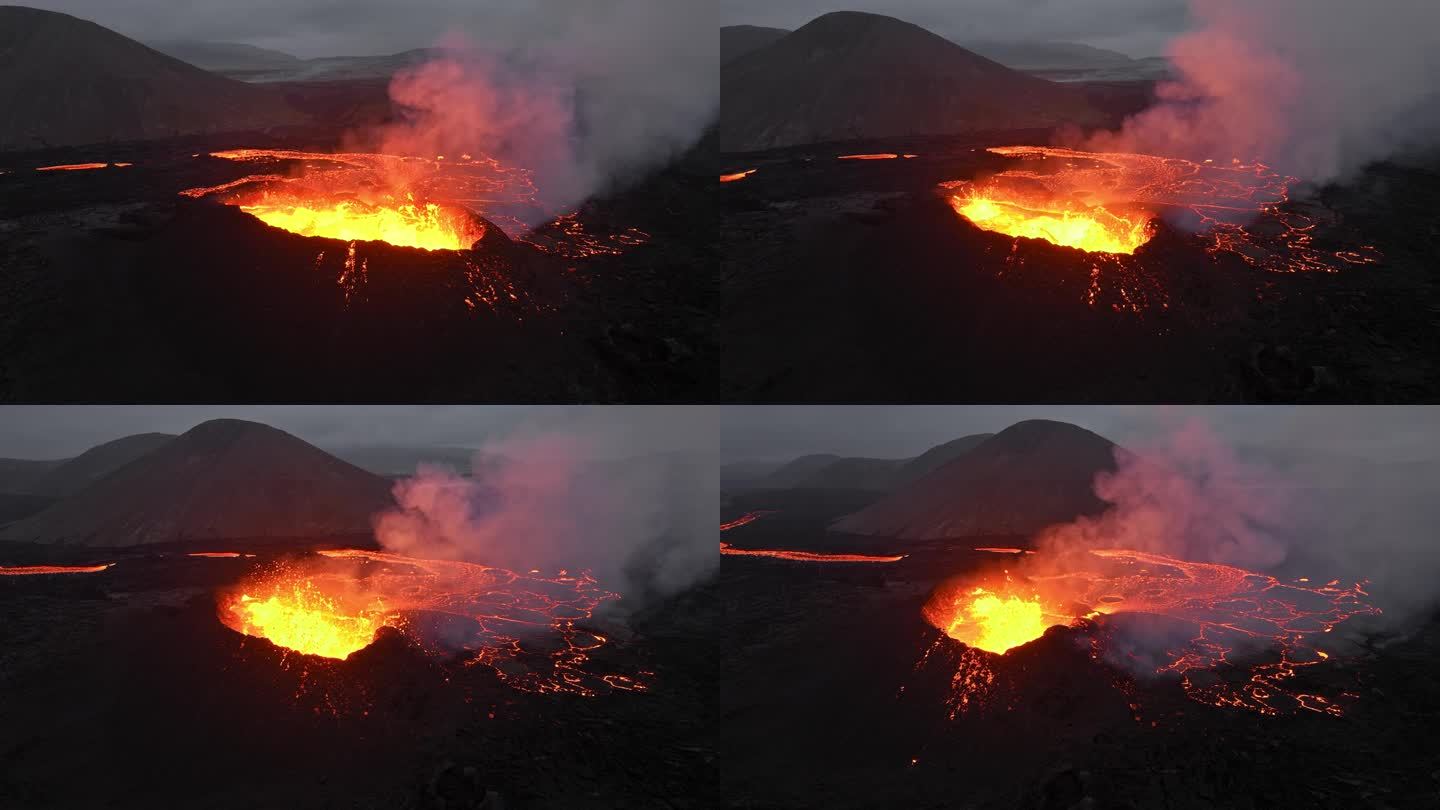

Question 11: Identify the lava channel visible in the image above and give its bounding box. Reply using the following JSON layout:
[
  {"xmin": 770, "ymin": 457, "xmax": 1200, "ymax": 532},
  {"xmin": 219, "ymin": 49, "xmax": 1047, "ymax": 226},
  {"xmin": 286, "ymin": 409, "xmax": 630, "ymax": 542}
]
[
  {"xmin": 720, "ymin": 541, "xmax": 905, "ymax": 564},
  {"xmin": 0, "ymin": 563, "xmax": 113, "ymax": 575}
]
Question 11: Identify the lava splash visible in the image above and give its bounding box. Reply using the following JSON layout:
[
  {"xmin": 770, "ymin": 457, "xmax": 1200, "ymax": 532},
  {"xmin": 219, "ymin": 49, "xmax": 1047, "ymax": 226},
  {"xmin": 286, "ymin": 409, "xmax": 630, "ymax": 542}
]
[
  {"xmin": 923, "ymin": 548, "xmax": 1378, "ymax": 717},
  {"xmin": 218, "ymin": 549, "xmax": 642, "ymax": 696},
  {"xmin": 238, "ymin": 192, "xmax": 485, "ymax": 251}
]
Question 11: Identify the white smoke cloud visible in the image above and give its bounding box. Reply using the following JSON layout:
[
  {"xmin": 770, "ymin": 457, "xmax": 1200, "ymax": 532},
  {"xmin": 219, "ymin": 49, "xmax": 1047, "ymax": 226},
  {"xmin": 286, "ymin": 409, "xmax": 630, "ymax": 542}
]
[
  {"xmin": 371, "ymin": 407, "xmax": 719, "ymax": 604},
  {"xmin": 373, "ymin": 0, "xmax": 715, "ymax": 214},
  {"xmin": 1092, "ymin": 0, "xmax": 1440, "ymax": 182}
]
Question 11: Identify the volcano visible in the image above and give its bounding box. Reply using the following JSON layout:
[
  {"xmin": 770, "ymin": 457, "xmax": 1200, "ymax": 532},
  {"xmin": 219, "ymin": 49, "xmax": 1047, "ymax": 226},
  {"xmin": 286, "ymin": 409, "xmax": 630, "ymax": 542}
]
[
  {"xmin": 831, "ymin": 420, "xmax": 1116, "ymax": 539},
  {"xmin": 0, "ymin": 419, "xmax": 393, "ymax": 546},
  {"xmin": 720, "ymin": 25, "xmax": 790, "ymax": 64},
  {"xmin": 720, "ymin": 12, "xmax": 1104, "ymax": 152},
  {"xmin": 17, "ymin": 432, "xmax": 175, "ymax": 496},
  {"xmin": 0, "ymin": 6, "xmax": 303, "ymax": 150}
]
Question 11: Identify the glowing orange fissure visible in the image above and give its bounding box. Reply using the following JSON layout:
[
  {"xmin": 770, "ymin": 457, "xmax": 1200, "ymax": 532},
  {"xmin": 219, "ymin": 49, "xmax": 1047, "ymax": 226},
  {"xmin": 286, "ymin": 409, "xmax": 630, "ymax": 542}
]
[
  {"xmin": 720, "ymin": 541, "xmax": 905, "ymax": 564},
  {"xmin": 721, "ymin": 169, "xmax": 757, "ymax": 183},
  {"xmin": 0, "ymin": 563, "xmax": 113, "ymax": 575}
]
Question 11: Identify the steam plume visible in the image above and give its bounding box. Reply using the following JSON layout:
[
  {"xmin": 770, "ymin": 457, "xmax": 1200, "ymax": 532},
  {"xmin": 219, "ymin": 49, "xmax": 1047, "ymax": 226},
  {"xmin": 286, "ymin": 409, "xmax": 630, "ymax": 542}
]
[
  {"xmin": 367, "ymin": 0, "xmax": 715, "ymax": 217},
  {"xmin": 1089, "ymin": 0, "xmax": 1440, "ymax": 183},
  {"xmin": 372, "ymin": 409, "xmax": 718, "ymax": 604}
]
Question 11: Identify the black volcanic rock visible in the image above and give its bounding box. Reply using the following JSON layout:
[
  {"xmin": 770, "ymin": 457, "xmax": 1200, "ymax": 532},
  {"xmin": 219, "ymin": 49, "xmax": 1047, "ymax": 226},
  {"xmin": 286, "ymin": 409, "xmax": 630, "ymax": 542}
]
[
  {"xmin": 721, "ymin": 25, "xmax": 791, "ymax": 64},
  {"xmin": 830, "ymin": 420, "xmax": 1118, "ymax": 539},
  {"xmin": 0, "ymin": 6, "xmax": 303, "ymax": 150},
  {"xmin": 0, "ymin": 419, "xmax": 394, "ymax": 546},
  {"xmin": 721, "ymin": 11, "xmax": 1104, "ymax": 151}
]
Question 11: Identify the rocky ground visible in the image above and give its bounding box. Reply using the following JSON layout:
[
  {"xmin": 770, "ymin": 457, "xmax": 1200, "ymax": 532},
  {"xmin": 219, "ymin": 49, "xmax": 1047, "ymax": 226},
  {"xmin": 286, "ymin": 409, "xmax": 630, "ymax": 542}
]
[
  {"xmin": 0, "ymin": 97, "xmax": 714, "ymax": 402},
  {"xmin": 0, "ymin": 550, "xmax": 719, "ymax": 809},
  {"xmin": 718, "ymin": 133, "xmax": 1440, "ymax": 402},
  {"xmin": 716, "ymin": 529, "xmax": 1439, "ymax": 810}
]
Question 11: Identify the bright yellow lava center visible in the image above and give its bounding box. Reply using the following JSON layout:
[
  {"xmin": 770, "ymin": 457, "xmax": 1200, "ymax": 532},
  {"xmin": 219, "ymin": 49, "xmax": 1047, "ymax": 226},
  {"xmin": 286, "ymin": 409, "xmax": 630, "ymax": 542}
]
[
  {"xmin": 239, "ymin": 199, "xmax": 482, "ymax": 251},
  {"xmin": 953, "ymin": 195, "xmax": 1152, "ymax": 255},
  {"xmin": 228, "ymin": 581, "xmax": 391, "ymax": 660},
  {"xmin": 940, "ymin": 587, "xmax": 1050, "ymax": 654}
]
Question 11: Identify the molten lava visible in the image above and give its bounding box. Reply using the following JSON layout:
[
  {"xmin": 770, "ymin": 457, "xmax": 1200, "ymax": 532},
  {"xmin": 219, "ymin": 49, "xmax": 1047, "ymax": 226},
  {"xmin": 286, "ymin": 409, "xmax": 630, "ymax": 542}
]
[
  {"xmin": 35, "ymin": 162, "xmax": 124, "ymax": 172},
  {"xmin": 922, "ymin": 548, "xmax": 1379, "ymax": 717},
  {"xmin": 838, "ymin": 153, "xmax": 902, "ymax": 160},
  {"xmin": 720, "ymin": 510, "xmax": 778, "ymax": 531},
  {"xmin": 0, "ymin": 563, "xmax": 112, "ymax": 575},
  {"xmin": 721, "ymin": 169, "xmax": 758, "ymax": 183},
  {"xmin": 720, "ymin": 541, "xmax": 905, "ymax": 564},
  {"xmin": 224, "ymin": 577, "xmax": 395, "ymax": 660},
  {"xmin": 952, "ymin": 194, "xmax": 1153, "ymax": 255},
  {"xmin": 942, "ymin": 146, "xmax": 1380, "ymax": 275},
  {"xmin": 180, "ymin": 148, "xmax": 645, "ymax": 260},
  {"xmin": 238, "ymin": 193, "xmax": 484, "ymax": 251},
  {"xmin": 217, "ymin": 549, "xmax": 642, "ymax": 695}
]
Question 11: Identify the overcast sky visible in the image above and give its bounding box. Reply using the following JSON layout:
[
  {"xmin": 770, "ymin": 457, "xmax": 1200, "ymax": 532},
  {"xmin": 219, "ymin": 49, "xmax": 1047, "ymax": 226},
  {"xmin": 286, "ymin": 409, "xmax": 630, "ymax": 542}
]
[
  {"xmin": 719, "ymin": 0, "xmax": 1191, "ymax": 57},
  {"xmin": 25, "ymin": 0, "xmax": 707, "ymax": 58},
  {"xmin": 0, "ymin": 406, "xmax": 715, "ymax": 460},
  {"xmin": 721, "ymin": 406, "xmax": 1440, "ymax": 464}
]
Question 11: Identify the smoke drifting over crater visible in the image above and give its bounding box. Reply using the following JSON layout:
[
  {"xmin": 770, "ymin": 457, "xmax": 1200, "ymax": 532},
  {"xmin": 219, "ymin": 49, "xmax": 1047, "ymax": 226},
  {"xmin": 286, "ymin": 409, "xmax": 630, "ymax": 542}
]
[
  {"xmin": 372, "ymin": 408, "xmax": 719, "ymax": 604},
  {"xmin": 366, "ymin": 1, "xmax": 715, "ymax": 215},
  {"xmin": 1034, "ymin": 415, "xmax": 1440, "ymax": 640},
  {"xmin": 1090, "ymin": 0, "xmax": 1440, "ymax": 182}
]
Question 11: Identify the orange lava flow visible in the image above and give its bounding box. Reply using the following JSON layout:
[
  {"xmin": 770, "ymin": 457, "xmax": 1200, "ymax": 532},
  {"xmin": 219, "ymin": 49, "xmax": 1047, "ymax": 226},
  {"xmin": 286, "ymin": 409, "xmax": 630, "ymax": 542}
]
[
  {"xmin": 720, "ymin": 510, "xmax": 778, "ymax": 531},
  {"xmin": 838, "ymin": 153, "xmax": 901, "ymax": 160},
  {"xmin": 188, "ymin": 552, "xmax": 254, "ymax": 558},
  {"xmin": 922, "ymin": 548, "xmax": 1379, "ymax": 717},
  {"xmin": 720, "ymin": 541, "xmax": 905, "ymax": 564},
  {"xmin": 973, "ymin": 547, "xmax": 1032, "ymax": 555},
  {"xmin": 218, "ymin": 548, "xmax": 643, "ymax": 695},
  {"xmin": 721, "ymin": 169, "xmax": 758, "ymax": 183},
  {"xmin": 35, "ymin": 163, "xmax": 113, "ymax": 171},
  {"xmin": 0, "ymin": 563, "xmax": 112, "ymax": 575}
]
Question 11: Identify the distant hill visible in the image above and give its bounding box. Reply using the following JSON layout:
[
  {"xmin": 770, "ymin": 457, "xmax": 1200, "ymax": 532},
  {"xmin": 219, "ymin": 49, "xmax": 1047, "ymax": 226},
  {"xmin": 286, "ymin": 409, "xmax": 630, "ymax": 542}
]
[
  {"xmin": 721, "ymin": 459, "xmax": 786, "ymax": 488},
  {"xmin": 888, "ymin": 433, "xmax": 993, "ymax": 488},
  {"xmin": 721, "ymin": 11, "xmax": 1104, "ymax": 152},
  {"xmin": 758, "ymin": 454, "xmax": 844, "ymax": 488},
  {"xmin": 0, "ymin": 6, "xmax": 304, "ymax": 150},
  {"xmin": 146, "ymin": 40, "xmax": 301, "ymax": 72},
  {"xmin": 961, "ymin": 40, "xmax": 1135, "ymax": 71},
  {"xmin": 830, "ymin": 420, "xmax": 1118, "ymax": 540},
  {"xmin": 0, "ymin": 419, "xmax": 394, "ymax": 546},
  {"xmin": 721, "ymin": 25, "xmax": 791, "ymax": 64},
  {"xmin": 0, "ymin": 458, "xmax": 64, "ymax": 494},
  {"xmin": 25, "ymin": 433, "xmax": 175, "ymax": 496},
  {"xmin": 791, "ymin": 457, "xmax": 904, "ymax": 490}
]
